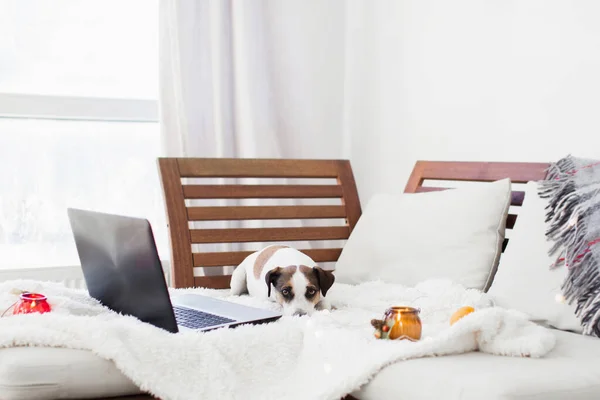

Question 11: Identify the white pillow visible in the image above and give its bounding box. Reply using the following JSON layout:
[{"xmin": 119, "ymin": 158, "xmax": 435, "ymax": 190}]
[
  {"xmin": 335, "ymin": 178, "xmax": 512, "ymax": 290},
  {"xmin": 487, "ymin": 181, "xmax": 581, "ymax": 332}
]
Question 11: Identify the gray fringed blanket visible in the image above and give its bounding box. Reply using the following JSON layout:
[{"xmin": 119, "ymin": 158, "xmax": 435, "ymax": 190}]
[{"xmin": 539, "ymin": 155, "xmax": 600, "ymax": 336}]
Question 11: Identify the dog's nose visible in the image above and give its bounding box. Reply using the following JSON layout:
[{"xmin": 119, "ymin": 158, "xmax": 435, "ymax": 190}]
[{"xmin": 293, "ymin": 310, "xmax": 307, "ymax": 316}]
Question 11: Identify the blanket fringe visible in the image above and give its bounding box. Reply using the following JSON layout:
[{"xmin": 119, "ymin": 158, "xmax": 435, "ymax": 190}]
[{"xmin": 538, "ymin": 155, "xmax": 600, "ymax": 337}]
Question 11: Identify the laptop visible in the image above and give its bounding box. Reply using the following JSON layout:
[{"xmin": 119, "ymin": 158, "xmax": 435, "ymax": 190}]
[{"xmin": 67, "ymin": 208, "xmax": 282, "ymax": 333}]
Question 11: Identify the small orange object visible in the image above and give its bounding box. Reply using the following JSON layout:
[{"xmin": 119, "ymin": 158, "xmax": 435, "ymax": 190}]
[
  {"xmin": 450, "ymin": 306, "xmax": 475, "ymax": 325},
  {"xmin": 382, "ymin": 325, "xmax": 389, "ymax": 332}
]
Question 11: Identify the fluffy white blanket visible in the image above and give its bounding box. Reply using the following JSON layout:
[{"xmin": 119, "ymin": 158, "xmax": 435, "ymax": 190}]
[{"xmin": 0, "ymin": 279, "xmax": 555, "ymax": 400}]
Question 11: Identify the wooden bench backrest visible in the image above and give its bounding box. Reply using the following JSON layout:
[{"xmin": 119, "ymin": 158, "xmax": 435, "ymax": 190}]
[{"xmin": 157, "ymin": 158, "xmax": 361, "ymax": 289}]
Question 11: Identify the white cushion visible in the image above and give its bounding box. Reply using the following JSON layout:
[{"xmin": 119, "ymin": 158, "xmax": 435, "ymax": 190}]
[
  {"xmin": 487, "ymin": 181, "xmax": 581, "ymax": 332},
  {"xmin": 352, "ymin": 329, "xmax": 600, "ymax": 400},
  {"xmin": 0, "ymin": 346, "xmax": 141, "ymax": 400},
  {"xmin": 335, "ymin": 178, "xmax": 512, "ymax": 290}
]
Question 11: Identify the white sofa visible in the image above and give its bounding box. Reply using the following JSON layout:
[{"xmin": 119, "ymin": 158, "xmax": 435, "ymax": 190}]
[{"xmin": 2, "ymin": 164, "xmax": 599, "ymax": 399}]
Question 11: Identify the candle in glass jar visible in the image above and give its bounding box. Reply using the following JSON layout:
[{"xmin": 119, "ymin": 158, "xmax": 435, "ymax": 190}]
[{"xmin": 13, "ymin": 293, "xmax": 52, "ymax": 315}]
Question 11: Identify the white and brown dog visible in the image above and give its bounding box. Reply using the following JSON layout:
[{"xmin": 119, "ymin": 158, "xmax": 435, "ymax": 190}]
[{"xmin": 230, "ymin": 245, "xmax": 335, "ymax": 316}]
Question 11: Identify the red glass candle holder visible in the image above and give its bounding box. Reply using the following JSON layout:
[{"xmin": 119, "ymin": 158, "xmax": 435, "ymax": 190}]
[{"xmin": 13, "ymin": 292, "xmax": 51, "ymax": 315}]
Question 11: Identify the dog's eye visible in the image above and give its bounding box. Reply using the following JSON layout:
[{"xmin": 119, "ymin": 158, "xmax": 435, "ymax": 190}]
[
  {"xmin": 306, "ymin": 288, "xmax": 317, "ymax": 296},
  {"xmin": 281, "ymin": 288, "xmax": 291, "ymax": 296}
]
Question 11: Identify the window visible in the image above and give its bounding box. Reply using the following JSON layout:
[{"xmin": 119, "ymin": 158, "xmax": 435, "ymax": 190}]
[
  {"xmin": 0, "ymin": 0, "xmax": 168, "ymax": 269},
  {"xmin": 0, "ymin": 0, "xmax": 158, "ymax": 99}
]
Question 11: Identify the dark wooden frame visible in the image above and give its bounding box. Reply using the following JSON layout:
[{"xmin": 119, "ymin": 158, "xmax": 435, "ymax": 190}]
[
  {"xmin": 123, "ymin": 159, "xmax": 550, "ymax": 400},
  {"xmin": 158, "ymin": 158, "xmax": 362, "ymax": 289}
]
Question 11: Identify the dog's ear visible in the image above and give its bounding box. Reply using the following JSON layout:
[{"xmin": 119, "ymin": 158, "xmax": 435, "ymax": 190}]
[
  {"xmin": 313, "ymin": 267, "xmax": 335, "ymax": 297},
  {"xmin": 265, "ymin": 267, "xmax": 282, "ymax": 298}
]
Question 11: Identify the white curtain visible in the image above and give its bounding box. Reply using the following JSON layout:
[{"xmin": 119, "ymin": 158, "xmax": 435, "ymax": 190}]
[
  {"xmin": 160, "ymin": 0, "xmax": 600, "ymax": 214},
  {"xmin": 159, "ymin": 0, "xmax": 350, "ymax": 161}
]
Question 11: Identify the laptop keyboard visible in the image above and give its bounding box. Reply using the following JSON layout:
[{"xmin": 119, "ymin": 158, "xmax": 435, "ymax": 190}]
[{"xmin": 173, "ymin": 306, "xmax": 236, "ymax": 330}]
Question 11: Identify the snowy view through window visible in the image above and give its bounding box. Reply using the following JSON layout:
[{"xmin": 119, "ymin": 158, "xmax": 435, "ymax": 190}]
[
  {"xmin": 0, "ymin": 0, "xmax": 166, "ymax": 268},
  {"xmin": 0, "ymin": 119, "xmax": 168, "ymax": 269}
]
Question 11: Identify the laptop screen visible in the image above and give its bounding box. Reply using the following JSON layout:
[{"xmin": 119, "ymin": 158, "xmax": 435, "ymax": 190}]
[{"xmin": 67, "ymin": 208, "xmax": 179, "ymax": 333}]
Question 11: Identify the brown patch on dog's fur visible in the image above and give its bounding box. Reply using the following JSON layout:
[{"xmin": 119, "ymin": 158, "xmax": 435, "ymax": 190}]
[
  {"xmin": 299, "ymin": 264, "xmax": 335, "ymax": 297},
  {"xmin": 299, "ymin": 265, "xmax": 321, "ymax": 305},
  {"xmin": 254, "ymin": 245, "xmax": 288, "ymax": 279},
  {"xmin": 299, "ymin": 265, "xmax": 318, "ymax": 285},
  {"xmin": 265, "ymin": 265, "xmax": 297, "ymax": 300}
]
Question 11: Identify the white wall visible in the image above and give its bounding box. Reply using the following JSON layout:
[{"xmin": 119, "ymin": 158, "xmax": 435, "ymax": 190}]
[
  {"xmin": 261, "ymin": 0, "xmax": 348, "ymax": 159},
  {"xmin": 346, "ymin": 0, "xmax": 600, "ymax": 204}
]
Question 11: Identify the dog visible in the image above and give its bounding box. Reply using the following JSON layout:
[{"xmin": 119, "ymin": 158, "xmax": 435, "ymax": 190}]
[{"xmin": 230, "ymin": 245, "xmax": 335, "ymax": 316}]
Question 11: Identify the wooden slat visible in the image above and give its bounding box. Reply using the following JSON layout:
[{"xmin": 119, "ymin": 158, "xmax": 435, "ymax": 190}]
[
  {"xmin": 187, "ymin": 205, "xmax": 347, "ymax": 221},
  {"xmin": 182, "ymin": 184, "xmax": 343, "ymax": 199},
  {"xmin": 408, "ymin": 160, "xmax": 549, "ymax": 187},
  {"xmin": 194, "ymin": 248, "xmax": 343, "ymax": 267},
  {"xmin": 405, "ymin": 161, "xmax": 549, "ymax": 192},
  {"xmin": 415, "ymin": 186, "xmax": 446, "ymax": 192},
  {"xmin": 415, "ymin": 187, "xmax": 526, "ymax": 207},
  {"xmin": 195, "ymin": 251, "xmax": 253, "ymax": 267},
  {"xmin": 337, "ymin": 160, "xmax": 363, "ymax": 232},
  {"xmin": 157, "ymin": 159, "xmax": 196, "ymax": 288},
  {"xmin": 194, "ymin": 275, "xmax": 232, "ymax": 289},
  {"xmin": 190, "ymin": 226, "xmax": 350, "ymax": 244},
  {"xmin": 506, "ymin": 214, "xmax": 517, "ymax": 230},
  {"xmin": 176, "ymin": 158, "xmax": 340, "ymax": 178},
  {"xmin": 511, "ymin": 191, "xmax": 525, "ymax": 206}
]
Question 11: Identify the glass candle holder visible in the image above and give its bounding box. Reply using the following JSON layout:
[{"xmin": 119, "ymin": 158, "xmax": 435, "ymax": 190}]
[
  {"xmin": 371, "ymin": 306, "xmax": 422, "ymax": 341},
  {"xmin": 13, "ymin": 292, "xmax": 52, "ymax": 315}
]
